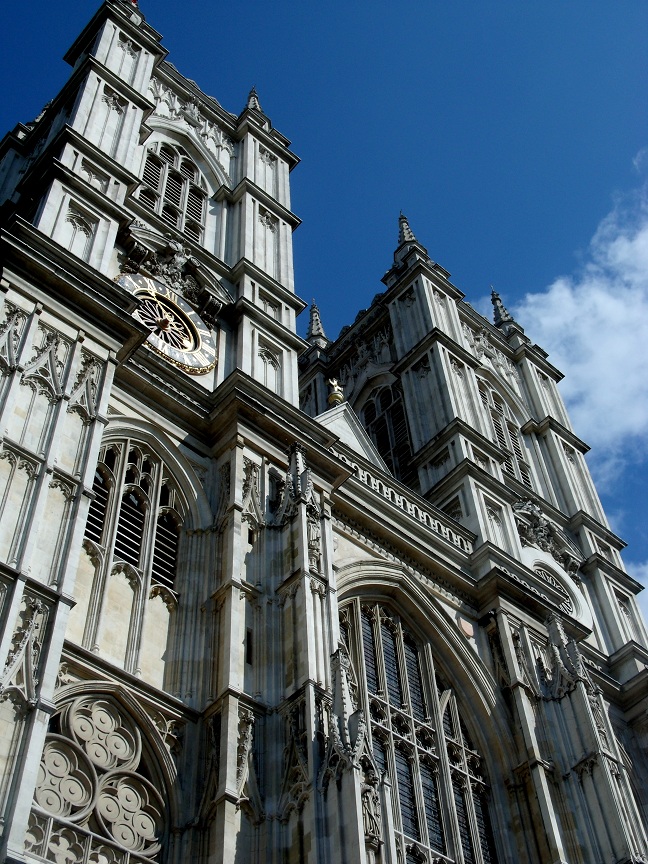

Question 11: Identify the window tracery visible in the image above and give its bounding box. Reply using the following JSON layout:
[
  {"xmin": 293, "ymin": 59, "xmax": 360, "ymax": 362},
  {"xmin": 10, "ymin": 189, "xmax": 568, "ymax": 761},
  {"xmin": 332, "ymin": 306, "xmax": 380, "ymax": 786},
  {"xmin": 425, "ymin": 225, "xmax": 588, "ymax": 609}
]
[
  {"xmin": 25, "ymin": 693, "xmax": 168, "ymax": 863},
  {"xmin": 138, "ymin": 142, "xmax": 208, "ymax": 243},
  {"xmin": 76, "ymin": 441, "xmax": 184, "ymax": 676},
  {"xmin": 478, "ymin": 381, "xmax": 532, "ymax": 489},
  {"xmin": 360, "ymin": 384, "xmax": 416, "ymax": 487},
  {"xmin": 345, "ymin": 600, "xmax": 498, "ymax": 863}
]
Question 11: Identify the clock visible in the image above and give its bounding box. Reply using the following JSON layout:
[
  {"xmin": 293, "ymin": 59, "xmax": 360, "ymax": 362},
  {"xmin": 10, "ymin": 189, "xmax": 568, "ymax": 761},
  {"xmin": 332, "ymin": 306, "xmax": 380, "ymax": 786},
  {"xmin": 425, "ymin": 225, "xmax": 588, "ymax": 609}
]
[{"xmin": 117, "ymin": 273, "xmax": 217, "ymax": 375}]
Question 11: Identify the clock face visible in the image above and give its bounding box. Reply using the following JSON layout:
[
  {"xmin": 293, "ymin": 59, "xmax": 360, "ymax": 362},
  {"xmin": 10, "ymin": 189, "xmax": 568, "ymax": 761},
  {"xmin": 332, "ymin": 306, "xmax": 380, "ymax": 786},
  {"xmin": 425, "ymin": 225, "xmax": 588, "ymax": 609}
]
[{"xmin": 117, "ymin": 273, "xmax": 217, "ymax": 375}]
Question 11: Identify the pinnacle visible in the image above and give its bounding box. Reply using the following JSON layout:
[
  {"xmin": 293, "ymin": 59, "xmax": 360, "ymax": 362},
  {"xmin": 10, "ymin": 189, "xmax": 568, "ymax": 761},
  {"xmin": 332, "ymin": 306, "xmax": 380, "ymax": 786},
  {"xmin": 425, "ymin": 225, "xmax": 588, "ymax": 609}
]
[
  {"xmin": 398, "ymin": 212, "xmax": 417, "ymax": 245},
  {"xmin": 307, "ymin": 301, "xmax": 329, "ymax": 348},
  {"xmin": 490, "ymin": 288, "xmax": 515, "ymax": 327},
  {"xmin": 246, "ymin": 86, "xmax": 263, "ymax": 113}
]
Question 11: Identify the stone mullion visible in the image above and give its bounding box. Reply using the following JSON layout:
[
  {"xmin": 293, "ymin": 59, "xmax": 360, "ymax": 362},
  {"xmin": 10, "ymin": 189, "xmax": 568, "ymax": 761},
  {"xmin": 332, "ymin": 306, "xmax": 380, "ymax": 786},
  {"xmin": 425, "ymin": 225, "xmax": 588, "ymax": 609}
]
[
  {"xmin": 129, "ymin": 451, "xmax": 164, "ymax": 678},
  {"xmin": 408, "ymin": 733, "xmax": 430, "ymax": 854},
  {"xmin": 395, "ymin": 619, "xmax": 411, "ymax": 714},
  {"xmin": 495, "ymin": 610, "xmax": 569, "ymax": 863},
  {"xmin": 426, "ymin": 649, "xmax": 463, "ymax": 864},
  {"xmin": 86, "ymin": 438, "xmax": 130, "ymax": 652},
  {"xmin": 372, "ymin": 607, "xmax": 388, "ymax": 702},
  {"xmin": 461, "ymin": 771, "xmax": 486, "ymax": 864}
]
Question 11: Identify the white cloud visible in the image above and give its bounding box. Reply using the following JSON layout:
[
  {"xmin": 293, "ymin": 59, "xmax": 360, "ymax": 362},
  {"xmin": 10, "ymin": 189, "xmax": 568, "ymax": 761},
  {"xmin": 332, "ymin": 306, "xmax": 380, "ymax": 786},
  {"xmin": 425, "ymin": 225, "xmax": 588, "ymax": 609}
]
[{"xmin": 513, "ymin": 179, "xmax": 648, "ymax": 482}]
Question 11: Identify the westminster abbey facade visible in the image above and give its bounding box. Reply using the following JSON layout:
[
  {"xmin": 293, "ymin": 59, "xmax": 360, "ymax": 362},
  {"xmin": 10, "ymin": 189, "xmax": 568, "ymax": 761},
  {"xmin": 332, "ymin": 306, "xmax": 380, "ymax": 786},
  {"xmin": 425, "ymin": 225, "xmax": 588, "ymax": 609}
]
[{"xmin": 0, "ymin": 2, "xmax": 646, "ymax": 862}]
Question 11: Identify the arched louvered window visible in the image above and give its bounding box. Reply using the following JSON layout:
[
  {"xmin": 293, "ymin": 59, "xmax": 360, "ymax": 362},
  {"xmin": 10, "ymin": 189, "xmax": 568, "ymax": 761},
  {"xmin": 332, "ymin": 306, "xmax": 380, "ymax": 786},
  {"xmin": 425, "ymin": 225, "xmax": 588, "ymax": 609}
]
[
  {"xmin": 83, "ymin": 441, "xmax": 184, "ymax": 593},
  {"xmin": 478, "ymin": 381, "xmax": 533, "ymax": 489},
  {"xmin": 360, "ymin": 384, "xmax": 416, "ymax": 488},
  {"xmin": 138, "ymin": 143, "xmax": 208, "ymax": 244},
  {"xmin": 114, "ymin": 490, "xmax": 146, "ymax": 567},
  {"xmin": 342, "ymin": 601, "xmax": 499, "ymax": 863},
  {"xmin": 151, "ymin": 510, "xmax": 180, "ymax": 590},
  {"xmin": 85, "ymin": 467, "xmax": 110, "ymax": 545}
]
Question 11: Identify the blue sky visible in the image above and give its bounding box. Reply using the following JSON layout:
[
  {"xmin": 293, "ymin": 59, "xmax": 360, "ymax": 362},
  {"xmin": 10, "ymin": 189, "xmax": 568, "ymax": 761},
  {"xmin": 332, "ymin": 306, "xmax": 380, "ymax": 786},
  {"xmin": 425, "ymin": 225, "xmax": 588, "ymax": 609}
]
[{"xmin": 2, "ymin": 1, "xmax": 648, "ymax": 614}]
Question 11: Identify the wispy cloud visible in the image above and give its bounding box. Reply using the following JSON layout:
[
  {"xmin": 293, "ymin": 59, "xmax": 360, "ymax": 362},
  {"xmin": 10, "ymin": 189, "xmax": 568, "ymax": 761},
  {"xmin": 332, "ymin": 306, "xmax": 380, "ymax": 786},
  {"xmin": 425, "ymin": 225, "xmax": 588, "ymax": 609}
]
[{"xmin": 513, "ymin": 175, "xmax": 648, "ymax": 487}]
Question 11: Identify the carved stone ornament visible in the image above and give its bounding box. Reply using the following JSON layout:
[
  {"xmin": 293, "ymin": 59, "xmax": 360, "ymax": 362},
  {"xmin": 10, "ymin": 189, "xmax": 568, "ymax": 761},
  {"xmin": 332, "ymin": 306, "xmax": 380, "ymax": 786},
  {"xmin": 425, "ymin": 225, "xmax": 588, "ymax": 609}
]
[
  {"xmin": 241, "ymin": 457, "xmax": 266, "ymax": 530},
  {"xmin": 214, "ymin": 461, "xmax": 232, "ymax": 529},
  {"xmin": 67, "ymin": 353, "xmax": 102, "ymax": 425},
  {"xmin": 277, "ymin": 699, "xmax": 311, "ymax": 821},
  {"xmin": 513, "ymin": 500, "xmax": 582, "ymax": 576},
  {"xmin": 21, "ymin": 328, "xmax": 68, "ymax": 403},
  {"xmin": 146, "ymin": 77, "xmax": 234, "ymax": 180},
  {"xmin": 119, "ymin": 234, "xmax": 230, "ymax": 328},
  {"xmin": 0, "ymin": 597, "xmax": 46, "ymax": 712},
  {"xmin": 335, "ymin": 325, "xmax": 393, "ymax": 399},
  {"xmin": 319, "ymin": 645, "xmax": 367, "ymax": 791},
  {"xmin": 0, "ymin": 304, "xmax": 27, "ymax": 374},
  {"xmin": 361, "ymin": 763, "xmax": 383, "ymax": 847},
  {"xmin": 235, "ymin": 706, "xmax": 264, "ymax": 824}
]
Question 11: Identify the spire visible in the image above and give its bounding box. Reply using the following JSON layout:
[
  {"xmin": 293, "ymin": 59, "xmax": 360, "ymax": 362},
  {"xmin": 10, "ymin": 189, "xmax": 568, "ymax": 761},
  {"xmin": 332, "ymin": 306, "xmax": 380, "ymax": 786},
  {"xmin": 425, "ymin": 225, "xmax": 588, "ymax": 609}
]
[
  {"xmin": 246, "ymin": 86, "xmax": 263, "ymax": 113},
  {"xmin": 398, "ymin": 212, "xmax": 417, "ymax": 244},
  {"xmin": 306, "ymin": 300, "xmax": 329, "ymax": 349}
]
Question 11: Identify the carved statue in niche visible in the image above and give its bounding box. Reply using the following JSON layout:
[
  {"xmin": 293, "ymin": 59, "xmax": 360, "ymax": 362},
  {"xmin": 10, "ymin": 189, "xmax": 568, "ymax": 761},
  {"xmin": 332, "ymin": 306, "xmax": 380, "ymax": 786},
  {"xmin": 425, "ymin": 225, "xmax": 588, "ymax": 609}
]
[
  {"xmin": 361, "ymin": 766, "xmax": 382, "ymax": 841},
  {"xmin": 307, "ymin": 504, "xmax": 322, "ymax": 572}
]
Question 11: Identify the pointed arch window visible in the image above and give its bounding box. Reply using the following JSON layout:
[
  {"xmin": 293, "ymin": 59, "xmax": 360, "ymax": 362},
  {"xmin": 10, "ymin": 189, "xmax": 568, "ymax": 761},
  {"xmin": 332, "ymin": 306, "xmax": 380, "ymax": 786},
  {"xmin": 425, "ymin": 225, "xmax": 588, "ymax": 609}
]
[
  {"xmin": 478, "ymin": 381, "xmax": 533, "ymax": 488},
  {"xmin": 83, "ymin": 442, "xmax": 184, "ymax": 592},
  {"xmin": 342, "ymin": 600, "xmax": 499, "ymax": 863},
  {"xmin": 360, "ymin": 384, "xmax": 416, "ymax": 488},
  {"xmin": 138, "ymin": 142, "xmax": 208, "ymax": 243},
  {"xmin": 78, "ymin": 440, "xmax": 186, "ymax": 678}
]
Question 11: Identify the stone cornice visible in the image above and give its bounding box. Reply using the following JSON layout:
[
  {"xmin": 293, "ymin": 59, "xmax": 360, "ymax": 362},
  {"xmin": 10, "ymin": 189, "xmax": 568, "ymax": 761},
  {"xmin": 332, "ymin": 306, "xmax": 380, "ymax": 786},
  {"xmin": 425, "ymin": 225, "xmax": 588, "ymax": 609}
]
[
  {"xmin": 521, "ymin": 416, "xmax": 590, "ymax": 454},
  {"xmin": 215, "ymin": 177, "xmax": 301, "ymax": 228},
  {"xmin": 227, "ymin": 257, "xmax": 307, "ymax": 313},
  {"xmin": 64, "ymin": 1, "xmax": 167, "ymax": 69},
  {"xmin": 233, "ymin": 297, "xmax": 309, "ymax": 352}
]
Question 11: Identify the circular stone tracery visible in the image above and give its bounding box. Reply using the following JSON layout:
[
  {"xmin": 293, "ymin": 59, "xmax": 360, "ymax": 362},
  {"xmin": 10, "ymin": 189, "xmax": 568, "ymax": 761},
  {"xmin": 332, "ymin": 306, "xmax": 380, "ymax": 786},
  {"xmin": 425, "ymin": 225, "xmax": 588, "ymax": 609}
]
[
  {"xmin": 34, "ymin": 735, "xmax": 96, "ymax": 822},
  {"xmin": 62, "ymin": 697, "xmax": 141, "ymax": 772},
  {"xmin": 97, "ymin": 772, "xmax": 164, "ymax": 856}
]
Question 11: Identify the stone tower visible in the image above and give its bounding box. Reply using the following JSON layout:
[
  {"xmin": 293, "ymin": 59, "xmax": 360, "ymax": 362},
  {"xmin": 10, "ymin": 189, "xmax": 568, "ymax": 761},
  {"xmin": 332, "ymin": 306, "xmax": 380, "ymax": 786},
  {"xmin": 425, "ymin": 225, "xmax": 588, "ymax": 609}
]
[{"xmin": 0, "ymin": 4, "xmax": 646, "ymax": 864}]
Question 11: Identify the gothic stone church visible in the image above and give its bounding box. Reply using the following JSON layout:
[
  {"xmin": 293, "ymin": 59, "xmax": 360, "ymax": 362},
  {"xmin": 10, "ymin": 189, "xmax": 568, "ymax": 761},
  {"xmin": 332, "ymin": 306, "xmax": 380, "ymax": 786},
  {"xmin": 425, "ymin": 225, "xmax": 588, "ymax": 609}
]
[{"xmin": 0, "ymin": 3, "xmax": 646, "ymax": 863}]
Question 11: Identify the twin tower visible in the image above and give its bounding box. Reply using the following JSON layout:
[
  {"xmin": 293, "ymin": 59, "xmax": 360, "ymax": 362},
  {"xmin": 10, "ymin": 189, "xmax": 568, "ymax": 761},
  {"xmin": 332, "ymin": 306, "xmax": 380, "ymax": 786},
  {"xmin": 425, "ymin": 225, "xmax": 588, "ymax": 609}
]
[{"xmin": 0, "ymin": 2, "xmax": 645, "ymax": 863}]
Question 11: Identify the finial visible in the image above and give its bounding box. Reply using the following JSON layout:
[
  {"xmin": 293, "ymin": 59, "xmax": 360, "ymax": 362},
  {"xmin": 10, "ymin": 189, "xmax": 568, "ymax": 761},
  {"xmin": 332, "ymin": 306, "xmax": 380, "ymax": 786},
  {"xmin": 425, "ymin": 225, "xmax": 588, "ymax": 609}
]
[
  {"xmin": 306, "ymin": 300, "xmax": 329, "ymax": 349},
  {"xmin": 398, "ymin": 212, "xmax": 416, "ymax": 245},
  {"xmin": 490, "ymin": 288, "xmax": 515, "ymax": 327},
  {"xmin": 247, "ymin": 86, "xmax": 263, "ymax": 113},
  {"xmin": 327, "ymin": 379, "xmax": 345, "ymax": 407}
]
